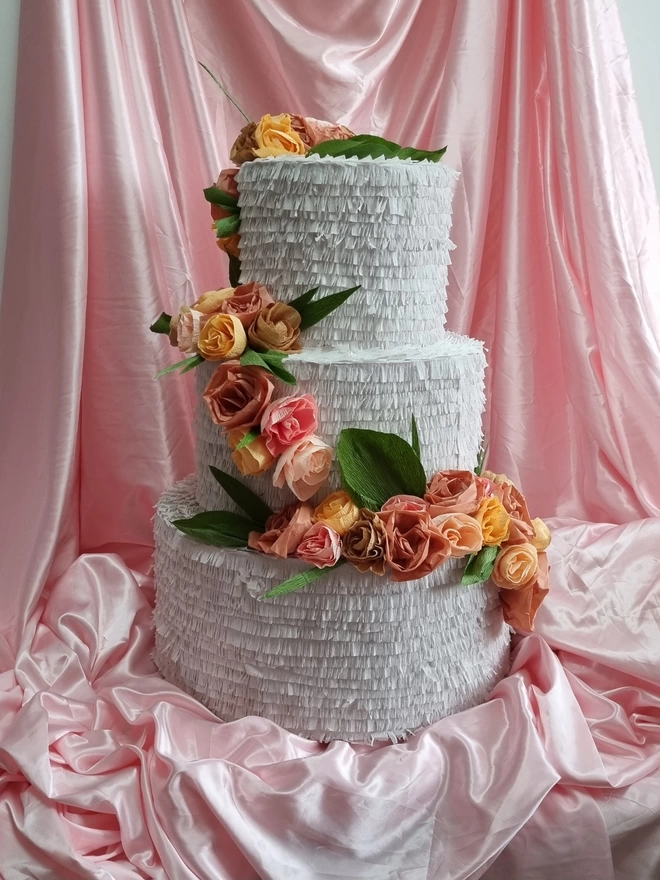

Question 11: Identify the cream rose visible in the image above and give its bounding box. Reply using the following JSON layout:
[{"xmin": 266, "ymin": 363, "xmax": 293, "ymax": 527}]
[
  {"xmin": 198, "ymin": 313, "xmax": 247, "ymax": 360},
  {"xmin": 193, "ymin": 288, "xmax": 235, "ymax": 314},
  {"xmin": 253, "ymin": 113, "xmax": 307, "ymax": 159},
  {"xmin": 491, "ymin": 543, "xmax": 539, "ymax": 590},
  {"xmin": 272, "ymin": 435, "xmax": 333, "ymax": 501},
  {"xmin": 432, "ymin": 513, "xmax": 483, "ymax": 558},
  {"xmin": 175, "ymin": 307, "xmax": 207, "ymax": 355},
  {"xmin": 314, "ymin": 491, "xmax": 361, "ymax": 537}
]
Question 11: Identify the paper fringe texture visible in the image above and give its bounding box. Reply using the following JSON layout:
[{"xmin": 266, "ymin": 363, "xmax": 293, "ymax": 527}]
[{"xmin": 153, "ymin": 477, "xmax": 511, "ymax": 743}]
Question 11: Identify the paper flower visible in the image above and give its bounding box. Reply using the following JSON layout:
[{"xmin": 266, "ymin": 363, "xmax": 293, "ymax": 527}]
[
  {"xmin": 296, "ymin": 521, "xmax": 342, "ymax": 568},
  {"xmin": 272, "ymin": 435, "xmax": 333, "ymax": 501},
  {"xmin": 248, "ymin": 503, "xmax": 314, "ymax": 558},
  {"xmin": 491, "ymin": 543, "xmax": 539, "ymax": 590},
  {"xmin": 530, "ymin": 517, "xmax": 552, "ymax": 552},
  {"xmin": 248, "ymin": 302, "xmax": 302, "ymax": 353},
  {"xmin": 198, "ymin": 313, "xmax": 247, "ymax": 360},
  {"xmin": 228, "ymin": 429, "xmax": 275, "ymax": 476},
  {"xmin": 221, "ymin": 282, "xmax": 274, "ymax": 327},
  {"xmin": 290, "ymin": 115, "xmax": 355, "ymax": 148},
  {"xmin": 424, "ymin": 470, "xmax": 485, "ymax": 516},
  {"xmin": 210, "ymin": 168, "xmax": 239, "ymax": 221},
  {"xmin": 381, "ymin": 508, "xmax": 451, "ymax": 582},
  {"xmin": 499, "ymin": 552, "xmax": 550, "ymax": 632},
  {"xmin": 314, "ymin": 491, "xmax": 361, "ymax": 537},
  {"xmin": 253, "ymin": 114, "xmax": 307, "ymax": 159},
  {"xmin": 473, "ymin": 496, "xmax": 510, "ymax": 546},
  {"xmin": 261, "ymin": 394, "xmax": 318, "ymax": 457},
  {"xmin": 432, "ymin": 513, "xmax": 483, "ymax": 559},
  {"xmin": 193, "ymin": 287, "xmax": 235, "ymax": 314},
  {"xmin": 342, "ymin": 510, "xmax": 388, "ymax": 575},
  {"xmin": 380, "ymin": 495, "xmax": 429, "ymax": 513},
  {"xmin": 203, "ymin": 361, "xmax": 274, "ymax": 431},
  {"xmin": 230, "ymin": 121, "xmax": 258, "ymax": 165}
]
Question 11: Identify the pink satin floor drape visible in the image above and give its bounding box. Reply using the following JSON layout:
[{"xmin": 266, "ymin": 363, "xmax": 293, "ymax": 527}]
[{"xmin": 2, "ymin": 1, "xmax": 660, "ymax": 877}]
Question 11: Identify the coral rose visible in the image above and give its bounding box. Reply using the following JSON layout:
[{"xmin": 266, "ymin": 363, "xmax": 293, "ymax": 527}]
[
  {"xmin": 248, "ymin": 502, "xmax": 314, "ymax": 558},
  {"xmin": 499, "ymin": 552, "xmax": 550, "ymax": 631},
  {"xmin": 432, "ymin": 513, "xmax": 483, "ymax": 559},
  {"xmin": 289, "ymin": 115, "xmax": 355, "ymax": 148},
  {"xmin": 473, "ymin": 496, "xmax": 510, "ymax": 546},
  {"xmin": 260, "ymin": 394, "xmax": 318, "ymax": 456},
  {"xmin": 424, "ymin": 470, "xmax": 485, "ymax": 516},
  {"xmin": 253, "ymin": 113, "xmax": 307, "ymax": 158},
  {"xmin": 314, "ymin": 491, "xmax": 361, "ymax": 537},
  {"xmin": 230, "ymin": 121, "xmax": 258, "ymax": 165},
  {"xmin": 175, "ymin": 307, "xmax": 207, "ymax": 354},
  {"xmin": 220, "ymin": 282, "xmax": 274, "ymax": 327},
  {"xmin": 491, "ymin": 542, "xmax": 538, "ymax": 590},
  {"xmin": 296, "ymin": 521, "xmax": 342, "ymax": 569},
  {"xmin": 203, "ymin": 361, "xmax": 274, "ymax": 431},
  {"xmin": 272, "ymin": 435, "xmax": 333, "ymax": 501},
  {"xmin": 210, "ymin": 168, "xmax": 239, "ymax": 221},
  {"xmin": 381, "ymin": 508, "xmax": 451, "ymax": 582},
  {"xmin": 227, "ymin": 429, "xmax": 275, "ymax": 477},
  {"xmin": 216, "ymin": 233, "xmax": 241, "ymax": 259},
  {"xmin": 342, "ymin": 510, "xmax": 388, "ymax": 575},
  {"xmin": 248, "ymin": 302, "xmax": 302, "ymax": 352},
  {"xmin": 193, "ymin": 287, "xmax": 235, "ymax": 314},
  {"xmin": 530, "ymin": 517, "xmax": 552, "ymax": 552},
  {"xmin": 380, "ymin": 495, "xmax": 429, "ymax": 513},
  {"xmin": 198, "ymin": 313, "xmax": 247, "ymax": 360}
]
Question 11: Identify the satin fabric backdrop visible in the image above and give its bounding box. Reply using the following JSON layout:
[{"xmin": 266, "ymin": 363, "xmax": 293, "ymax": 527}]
[{"xmin": 2, "ymin": 0, "xmax": 660, "ymax": 878}]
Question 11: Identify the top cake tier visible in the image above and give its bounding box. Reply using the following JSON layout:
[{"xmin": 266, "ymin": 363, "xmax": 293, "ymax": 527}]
[{"xmin": 236, "ymin": 155, "xmax": 458, "ymax": 349}]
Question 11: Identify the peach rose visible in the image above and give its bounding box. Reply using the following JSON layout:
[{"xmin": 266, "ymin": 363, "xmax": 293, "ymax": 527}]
[
  {"xmin": 289, "ymin": 115, "xmax": 355, "ymax": 148},
  {"xmin": 500, "ymin": 552, "xmax": 550, "ymax": 632},
  {"xmin": 530, "ymin": 518, "xmax": 552, "ymax": 552},
  {"xmin": 227, "ymin": 428, "xmax": 275, "ymax": 477},
  {"xmin": 491, "ymin": 542, "xmax": 538, "ymax": 590},
  {"xmin": 272, "ymin": 435, "xmax": 333, "ymax": 501},
  {"xmin": 381, "ymin": 495, "xmax": 429, "ymax": 513},
  {"xmin": 220, "ymin": 282, "xmax": 274, "ymax": 327},
  {"xmin": 424, "ymin": 470, "xmax": 486, "ymax": 516},
  {"xmin": 314, "ymin": 491, "xmax": 361, "ymax": 536},
  {"xmin": 381, "ymin": 508, "xmax": 451, "ymax": 582},
  {"xmin": 216, "ymin": 233, "xmax": 241, "ymax": 259},
  {"xmin": 296, "ymin": 521, "xmax": 342, "ymax": 569},
  {"xmin": 473, "ymin": 496, "xmax": 510, "ymax": 546},
  {"xmin": 248, "ymin": 502, "xmax": 314, "ymax": 558},
  {"xmin": 210, "ymin": 168, "xmax": 240, "ymax": 222},
  {"xmin": 486, "ymin": 473, "xmax": 534, "ymax": 543},
  {"xmin": 248, "ymin": 302, "xmax": 302, "ymax": 352},
  {"xmin": 175, "ymin": 307, "xmax": 207, "ymax": 355},
  {"xmin": 193, "ymin": 287, "xmax": 235, "ymax": 314},
  {"xmin": 261, "ymin": 394, "xmax": 318, "ymax": 456},
  {"xmin": 230, "ymin": 121, "xmax": 258, "ymax": 165},
  {"xmin": 198, "ymin": 313, "xmax": 247, "ymax": 360},
  {"xmin": 432, "ymin": 513, "xmax": 483, "ymax": 559},
  {"xmin": 342, "ymin": 510, "xmax": 388, "ymax": 576},
  {"xmin": 253, "ymin": 113, "xmax": 307, "ymax": 159},
  {"xmin": 203, "ymin": 361, "xmax": 274, "ymax": 431}
]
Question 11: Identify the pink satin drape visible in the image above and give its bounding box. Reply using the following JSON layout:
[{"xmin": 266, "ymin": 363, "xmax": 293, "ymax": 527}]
[{"xmin": 2, "ymin": 1, "xmax": 660, "ymax": 877}]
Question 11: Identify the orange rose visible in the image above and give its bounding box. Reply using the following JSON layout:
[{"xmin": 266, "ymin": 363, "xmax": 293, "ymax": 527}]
[
  {"xmin": 491, "ymin": 543, "xmax": 538, "ymax": 590},
  {"xmin": 432, "ymin": 513, "xmax": 483, "ymax": 558},
  {"xmin": 253, "ymin": 113, "xmax": 307, "ymax": 159},
  {"xmin": 474, "ymin": 497, "xmax": 510, "ymax": 546},
  {"xmin": 500, "ymin": 552, "xmax": 550, "ymax": 632},
  {"xmin": 227, "ymin": 429, "xmax": 275, "ymax": 477},
  {"xmin": 198, "ymin": 313, "xmax": 247, "ymax": 360},
  {"xmin": 248, "ymin": 302, "xmax": 302, "ymax": 352},
  {"xmin": 314, "ymin": 491, "xmax": 361, "ymax": 536}
]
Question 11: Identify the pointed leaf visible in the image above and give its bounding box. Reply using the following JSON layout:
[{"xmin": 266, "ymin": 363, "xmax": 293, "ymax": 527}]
[
  {"xmin": 209, "ymin": 466, "xmax": 272, "ymax": 526},
  {"xmin": 475, "ymin": 443, "xmax": 489, "ymax": 477},
  {"xmin": 297, "ymin": 285, "xmax": 361, "ymax": 331},
  {"xmin": 411, "ymin": 415, "xmax": 421, "ymax": 460},
  {"xmin": 150, "ymin": 312, "xmax": 172, "ymax": 334},
  {"xmin": 203, "ymin": 185, "xmax": 239, "ymax": 211},
  {"xmin": 214, "ymin": 215, "xmax": 241, "ymax": 238},
  {"xmin": 259, "ymin": 561, "xmax": 345, "ymax": 600},
  {"xmin": 461, "ymin": 545, "xmax": 499, "ymax": 586},
  {"xmin": 172, "ymin": 510, "xmax": 257, "ymax": 548},
  {"xmin": 180, "ymin": 354, "xmax": 205, "ymax": 374},
  {"xmin": 396, "ymin": 145, "xmax": 447, "ymax": 163},
  {"xmin": 337, "ymin": 428, "xmax": 427, "ymax": 510},
  {"xmin": 239, "ymin": 348, "xmax": 297, "ymax": 385},
  {"xmin": 287, "ymin": 286, "xmax": 319, "ymax": 313},
  {"xmin": 154, "ymin": 353, "xmax": 204, "ymax": 379},
  {"xmin": 229, "ymin": 255, "xmax": 241, "ymax": 287},
  {"xmin": 234, "ymin": 429, "xmax": 260, "ymax": 451}
]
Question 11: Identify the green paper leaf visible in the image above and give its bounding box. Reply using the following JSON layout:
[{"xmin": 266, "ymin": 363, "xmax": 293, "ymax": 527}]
[
  {"xmin": 475, "ymin": 442, "xmax": 489, "ymax": 477},
  {"xmin": 337, "ymin": 428, "xmax": 427, "ymax": 510},
  {"xmin": 395, "ymin": 145, "xmax": 447, "ymax": 162},
  {"xmin": 461, "ymin": 545, "xmax": 499, "ymax": 586},
  {"xmin": 297, "ymin": 285, "xmax": 361, "ymax": 331},
  {"xmin": 287, "ymin": 286, "xmax": 319, "ymax": 313},
  {"xmin": 209, "ymin": 466, "xmax": 273, "ymax": 526},
  {"xmin": 307, "ymin": 134, "xmax": 447, "ymax": 163},
  {"xmin": 214, "ymin": 214, "xmax": 241, "ymax": 238},
  {"xmin": 203, "ymin": 185, "xmax": 239, "ymax": 212},
  {"xmin": 411, "ymin": 415, "xmax": 421, "ymax": 460},
  {"xmin": 234, "ymin": 428, "xmax": 260, "ymax": 451},
  {"xmin": 229, "ymin": 255, "xmax": 241, "ymax": 287},
  {"xmin": 173, "ymin": 510, "xmax": 258, "ymax": 548},
  {"xmin": 150, "ymin": 312, "xmax": 172, "ymax": 334},
  {"xmin": 239, "ymin": 348, "xmax": 297, "ymax": 385},
  {"xmin": 259, "ymin": 560, "xmax": 345, "ymax": 600},
  {"xmin": 154, "ymin": 353, "xmax": 204, "ymax": 379}
]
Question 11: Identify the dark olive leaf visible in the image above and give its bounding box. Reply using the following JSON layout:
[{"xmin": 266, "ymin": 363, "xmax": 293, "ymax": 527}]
[
  {"xmin": 229, "ymin": 255, "xmax": 241, "ymax": 287},
  {"xmin": 297, "ymin": 286, "xmax": 361, "ymax": 331},
  {"xmin": 396, "ymin": 146, "xmax": 447, "ymax": 163},
  {"xmin": 209, "ymin": 466, "xmax": 273, "ymax": 526},
  {"xmin": 214, "ymin": 215, "xmax": 241, "ymax": 238},
  {"xmin": 203, "ymin": 185, "xmax": 239, "ymax": 211},
  {"xmin": 411, "ymin": 415, "xmax": 421, "ymax": 460},
  {"xmin": 475, "ymin": 443, "xmax": 489, "ymax": 477},
  {"xmin": 239, "ymin": 348, "xmax": 297, "ymax": 386},
  {"xmin": 259, "ymin": 560, "xmax": 345, "ymax": 600},
  {"xmin": 287, "ymin": 286, "xmax": 319, "ymax": 313},
  {"xmin": 172, "ymin": 510, "xmax": 258, "ymax": 548},
  {"xmin": 150, "ymin": 312, "xmax": 172, "ymax": 335},
  {"xmin": 180, "ymin": 354, "xmax": 205, "ymax": 374},
  {"xmin": 461, "ymin": 546, "xmax": 499, "ymax": 586}
]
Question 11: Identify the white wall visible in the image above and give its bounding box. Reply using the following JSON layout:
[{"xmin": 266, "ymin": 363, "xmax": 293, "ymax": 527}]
[{"xmin": 0, "ymin": 0, "xmax": 20, "ymax": 295}]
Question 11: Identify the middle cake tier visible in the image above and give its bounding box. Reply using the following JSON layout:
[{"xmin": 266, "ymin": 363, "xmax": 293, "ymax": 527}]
[{"xmin": 195, "ymin": 334, "xmax": 486, "ymax": 513}]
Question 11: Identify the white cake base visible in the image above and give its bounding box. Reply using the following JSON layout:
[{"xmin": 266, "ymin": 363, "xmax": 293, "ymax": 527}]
[{"xmin": 153, "ymin": 478, "xmax": 511, "ymax": 743}]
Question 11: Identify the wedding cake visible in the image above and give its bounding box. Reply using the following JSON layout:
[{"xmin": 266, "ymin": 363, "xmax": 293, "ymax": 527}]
[{"xmin": 151, "ymin": 115, "xmax": 550, "ymax": 743}]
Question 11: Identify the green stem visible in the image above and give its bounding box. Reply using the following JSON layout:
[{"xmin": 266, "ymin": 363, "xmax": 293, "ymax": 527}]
[{"xmin": 198, "ymin": 62, "xmax": 251, "ymax": 123}]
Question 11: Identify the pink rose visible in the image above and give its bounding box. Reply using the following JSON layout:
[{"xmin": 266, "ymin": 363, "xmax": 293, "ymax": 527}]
[
  {"xmin": 424, "ymin": 470, "xmax": 486, "ymax": 516},
  {"xmin": 220, "ymin": 282, "xmax": 274, "ymax": 328},
  {"xmin": 381, "ymin": 508, "xmax": 451, "ymax": 582},
  {"xmin": 381, "ymin": 495, "xmax": 429, "ymax": 513},
  {"xmin": 272, "ymin": 435, "xmax": 333, "ymax": 501},
  {"xmin": 203, "ymin": 361, "xmax": 274, "ymax": 431},
  {"xmin": 296, "ymin": 521, "xmax": 342, "ymax": 568},
  {"xmin": 432, "ymin": 513, "xmax": 483, "ymax": 558},
  {"xmin": 176, "ymin": 307, "xmax": 208, "ymax": 354},
  {"xmin": 210, "ymin": 167, "xmax": 239, "ymax": 222},
  {"xmin": 261, "ymin": 394, "xmax": 318, "ymax": 457},
  {"xmin": 248, "ymin": 503, "xmax": 314, "ymax": 558},
  {"xmin": 499, "ymin": 552, "xmax": 550, "ymax": 632},
  {"xmin": 290, "ymin": 115, "xmax": 355, "ymax": 148}
]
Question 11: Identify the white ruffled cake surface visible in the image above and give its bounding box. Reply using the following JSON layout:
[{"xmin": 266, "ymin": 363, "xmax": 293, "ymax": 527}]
[{"xmin": 154, "ymin": 478, "xmax": 511, "ymax": 743}]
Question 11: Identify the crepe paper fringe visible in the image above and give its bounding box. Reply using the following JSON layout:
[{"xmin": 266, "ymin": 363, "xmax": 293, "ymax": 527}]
[
  {"xmin": 153, "ymin": 478, "xmax": 511, "ymax": 743},
  {"xmin": 194, "ymin": 336, "xmax": 486, "ymax": 512}
]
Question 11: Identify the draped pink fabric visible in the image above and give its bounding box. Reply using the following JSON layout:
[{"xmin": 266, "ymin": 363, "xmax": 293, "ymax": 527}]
[{"xmin": 2, "ymin": 0, "xmax": 660, "ymax": 877}]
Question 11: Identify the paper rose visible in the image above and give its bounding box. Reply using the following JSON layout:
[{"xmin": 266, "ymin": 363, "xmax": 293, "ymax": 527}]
[
  {"xmin": 473, "ymin": 496, "xmax": 510, "ymax": 546},
  {"xmin": 228, "ymin": 428, "xmax": 275, "ymax": 477},
  {"xmin": 210, "ymin": 168, "xmax": 239, "ymax": 222},
  {"xmin": 432, "ymin": 513, "xmax": 483, "ymax": 559},
  {"xmin": 290, "ymin": 115, "xmax": 355, "ymax": 148},
  {"xmin": 530, "ymin": 517, "xmax": 552, "ymax": 552},
  {"xmin": 220, "ymin": 282, "xmax": 274, "ymax": 327},
  {"xmin": 230, "ymin": 121, "xmax": 258, "ymax": 165},
  {"xmin": 261, "ymin": 394, "xmax": 318, "ymax": 457},
  {"xmin": 198, "ymin": 313, "xmax": 247, "ymax": 360},
  {"xmin": 247, "ymin": 302, "xmax": 302, "ymax": 353},
  {"xmin": 381, "ymin": 508, "xmax": 451, "ymax": 582},
  {"xmin": 203, "ymin": 361, "xmax": 274, "ymax": 431},
  {"xmin": 216, "ymin": 233, "xmax": 241, "ymax": 259},
  {"xmin": 424, "ymin": 470, "xmax": 486, "ymax": 516},
  {"xmin": 248, "ymin": 502, "xmax": 314, "ymax": 558},
  {"xmin": 272, "ymin": 435, "xmax": 333, "ymax": 501},
  {"xmin": 193, "ymin": 287, "xmax": 235, "ymax": 315},
  {"xmin": 499, "ymin": 552, "xmax": 550, "ymax": 631},
  {"xmin": 296, "ymin": 521, "xmax": 342, "ymax": 569},
  {"xmin": 314, "ymin": 491, "xmax": 361, "ymax": 536},
  {"xmin": 491, "ymin": 542, "xmax": 538, "ymax": 590},
  {"xmin": 380, "ymin": 495, "xmax": 429, "ymax": 513},
  {"xmin": 342, "ymin": 510, "xmax": 388, "ymax": 576},
  {"xmin": 253, "ymin": 113, "xmax": 307, "ymax": 159},
  {"xmin": 172, "ymin": 307, "xmax": 206, "ymax": 355}
]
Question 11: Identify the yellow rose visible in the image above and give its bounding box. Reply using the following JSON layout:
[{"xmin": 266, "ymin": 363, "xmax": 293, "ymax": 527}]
[
  {"xmin": 228, "ymin": 429, "xmax": 275, "ymax": 476},
  {"xmin": 474, "ymin": 496, "xmax": 510, "ymax": 546},
  {"xmin": 491, "ymin": 543, "xmax": 538, "ymax": 590},
  {"xmin": 198, "ymin": 313, "xmax": 247, "ymax": 361},
  {"xmin": 253, "ymin": 114, "xmax": 307, "ymax": 159},
  {"xmin": 193, "ymin": 288, "xmax": 235, "ymax": 314},
  {"xmin": 530, "ymin": 517, "xmax": 552, "ymax": 552},
  {"xmin": 314, "ymin": 491, "xmax": 361, "ymax": 537}
]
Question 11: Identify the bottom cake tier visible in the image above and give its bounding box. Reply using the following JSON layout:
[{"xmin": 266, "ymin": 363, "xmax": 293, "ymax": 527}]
[{"xmin": 153, "ymin": 478, "xmax": 512, "ymax": 743}]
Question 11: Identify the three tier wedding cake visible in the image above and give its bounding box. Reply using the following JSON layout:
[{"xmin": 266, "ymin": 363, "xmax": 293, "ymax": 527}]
[{"xmin": 151, "ymin": 114, "xmax": 551, "ymax": 742}]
